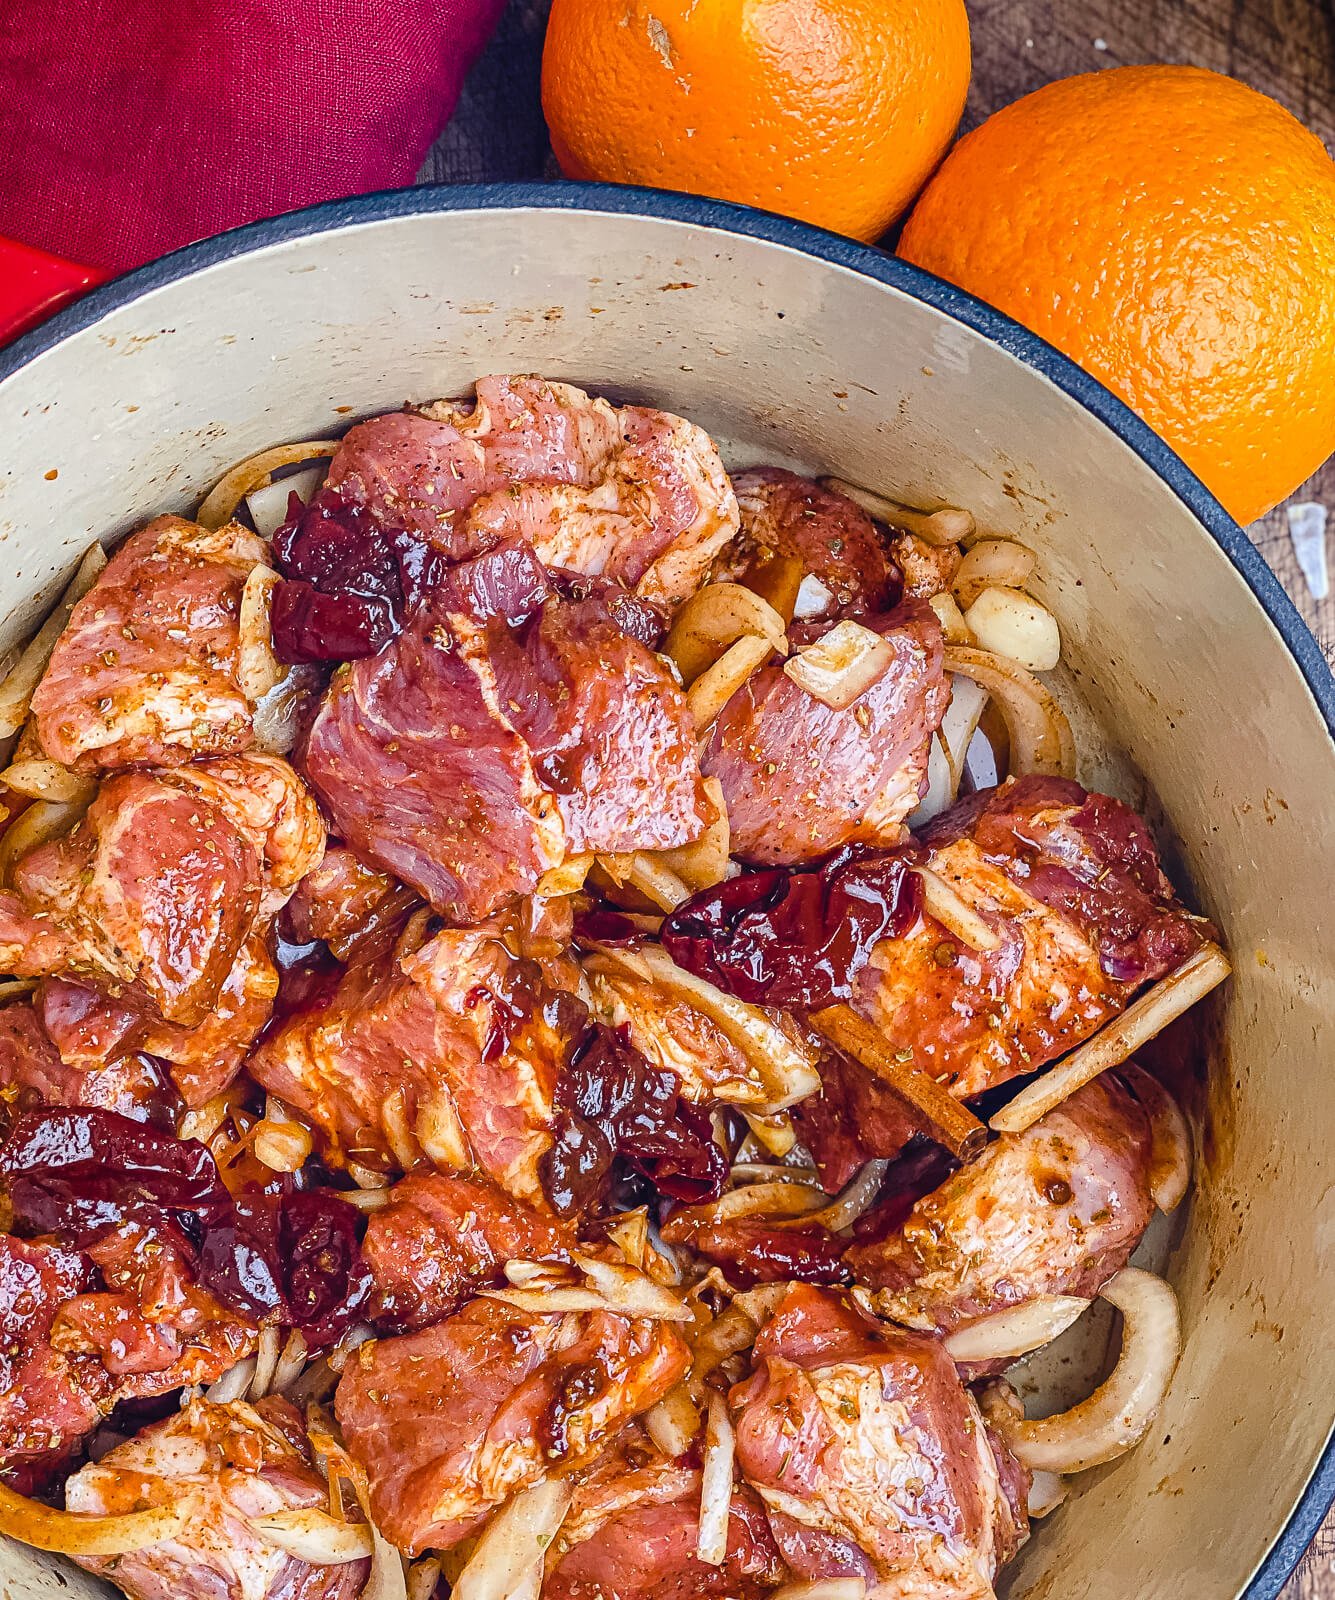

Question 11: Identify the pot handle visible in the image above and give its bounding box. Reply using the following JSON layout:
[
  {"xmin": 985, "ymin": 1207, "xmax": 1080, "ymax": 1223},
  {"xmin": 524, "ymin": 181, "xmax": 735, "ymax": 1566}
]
[{"xmin": 0, "ymin": 234, "xmax": 111, "ymax": 344}]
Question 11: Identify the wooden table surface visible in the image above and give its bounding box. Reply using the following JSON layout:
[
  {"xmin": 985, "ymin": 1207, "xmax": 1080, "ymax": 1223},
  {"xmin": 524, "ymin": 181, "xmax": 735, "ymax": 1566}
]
[{"xmin": 423, "ymin": 3, "xmax": 1335, "ymax": 1592}]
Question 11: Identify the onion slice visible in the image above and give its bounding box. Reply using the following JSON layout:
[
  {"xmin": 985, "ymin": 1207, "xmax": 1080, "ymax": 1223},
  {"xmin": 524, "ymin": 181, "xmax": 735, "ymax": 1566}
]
[
  {"xmin": 196, "ymin": 440, "xmax": 340, "ymax": 531},
  {"xmin": 0, "ymin": 1481, "xmax": 195, "ymax": 1556},
  {"xmin": 687, "ymin": 634, "xmax": 773, "ymax": 732},
  {"xmin": 0, "ymin": 543, "xmax": 107, "ymax": 738},
  {"xmin": 0, "ymin": 796, "xmax": 92, "ymax": 886},
  {"xmin": 914, "ymin": 865, "xmax": 1002, "ymax": 953},
  {"xmin": 783, "ymin": 620, "xmax": 896, "ymax": 709},
  {"xmin": 981, "ymin": 1268, "xmax": 1181, "ymax": 1474},
  {"xmin": 821, "ymin": 478, "xmax": 974, "ymax": 546},
  {"xmin": 306, "ymin": 1409, "xmax": 405, "ymax": 1600},
  {"xmin": 1027, "ymin": 1471, "xmax": 1068, "ymax": 1519},
  {"xmin": 696, "ymin": 1393, "xmax": 735, "ymax": 1566},
  {"xmin": 943, "ymin": 645, "xmax": 1075, "ymax": 779},
  {"xmin": 807, "ymin": 1159, "xmax": 890, "ymax": 1233},
  {"xmin": 943, "ymin": 1295, "xmax": 1091, "ymax": 1363},
  {"xmin": 990, "ymin": 944, "xmax": 1231, "ymax": 1133},
  {"xmin": 248, "ymin": 1507, "xmax": 373, "ymax": 1565},
  {"xmin": 645, "ymin": 1384, "xmax": 703, "ymax": 1457},
  {"xmin": 665, "ymin": 582, "xmax": 788, "ymax": 685},
  {"xmin": 772, "ymin": 1580, "xmax": 868, "ymax": 1600},
  {"xmin": 451, "ymin": 1477, "xmax": 572, "ymax": 1600}
]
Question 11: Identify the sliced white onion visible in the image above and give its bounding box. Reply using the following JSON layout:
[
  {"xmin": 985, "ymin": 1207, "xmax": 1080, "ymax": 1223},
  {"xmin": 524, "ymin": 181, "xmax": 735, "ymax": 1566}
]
[
  {"xmin": 908, "ymin": 735, "xmax": 954, "ymax": 830},
  {"xmin": 942, "ymin": 1295, "xmax": 1091, "ymax": 1363},
  {"xmin": 990, "ymin": 944, "xmax": 1231, "ymax": 1134},
  {"xmin": 938, "ymin": 676, "xmax": 991, "ymax": 789},
  {"xmin": 0, "ymin": 796, "xmax": 90, "ymax": 885},
  {"xmin": 729, "ymin": 1163, "xmax": 822, "ymax": 1187},
  {"xmin": 253, "ymin": 1115, "xmax": 313, "ymax": 1174},
  {"xmin": 272, "ymin": 1329, "xmax": 310, "ymax": 1395},
  {"xmin": 771, "ymin": 1579, "xmax": 867, "ymax": 1600},
  {"xmin": 406, "ymin": 1557, "xmax": 442, "ymax": 1600},
  {"xmin": 451, "ymin": 1477, "xmax": 572, "ymax": 1600},
  {"xmin": 943, "ymin": 645, "xmax": 1076, "ymax": 779},
  {"xmin": 681, "ymin": 1182, "xmax": 828, "ymax": 1226},
  {"xmin": 197, "ymin": 440, "xmax": 339, "ymax": 531},
  {"xmin": 248, "ymin": 1507, "xmax": 373, "ymax": 1565},
  {"xmin": 665, "ymin": 581, "xmax": 789, "ymax": 685},
  {"xmin": 0, "ymin": 543, "xmax": 106, "ymax": 739},
  {"xmin": 205, "ymin": 1355, "xmax": 257, "ymax": 1404},
  {"xmin": 0, "ymin": 752, "xmax": 96, "ymax": 807},
  {"xmin": 793, "ymin": 573, "xmax": 836, "ymax": 619},
  {"xmin": 645, "ymin": 1384, "xmax": 702, "ymax": 1458},
  {"xmin": 306, "ymin": 1411, "xmax": 405, "ymax": 1600},
  {"xmin": 782, "ymin": 620, "xmax": 896, "ymax": 709},
  {"xmin": 981, "ymin": 1268, "xmax": 1181, "ymax": 1474},
  {"xmin": 250, "ymin": 1324, "xmax": 281, "ymax": 1400},
  {"xmin": 237, "ymin": 565, "xmax": 285, "ymax": 701},
  {"xmin": 739, "ymin": 1108, "xmax": 796, "ymax": 1158},
  {"xmin": 596, "ymin": 851, "xmax": 691, "ymax": 912},
  {"xmin": 485, "ymin": 1255, "xmax": 692, "ymax": 1323},
  {"xmin": 687, "ymin": 634, "xmax": 774, "ymax": 731},
  {"xmin": 650, "ymin": 776, "xmax": 730, "ymax": 893},
  {"xmin": 247, "ymin": 463, "xmax": 330, "ymax": 539},
  {"xmin": 252, "ymin": 663, "xmax": 320, "ymax": 756},
  {"xmin": 536, "ymin": 851, "xmax": 595, "ymax": 898},
  {"xmin": 952, "ymin": 539, "xmax": 1038, "ymax": 608},
  {"xmin": 926, "ymin": 590, "xmax": 972, "ymax": 645},
  {"xmin": 963, "ymin": 587, "xmax": 1062, "ymax": 673},
  {"xmin": 697, "ymin": 1393, "xmax": 735, "ymax": 1566},
  {"xmin": 822, "ymin": 478, "xmax": 974, "ymax": 546},
  {"xmin": 915, "ymin": 865, "xmax": 1003, "ymax": 953},
  {"xmin": 808, "ymin": 1159, "xmax": 890, "ymax": 1233},
  {"xmin": 1027, "ymin": 1471, "xmax": 1068, "ymax": 1518},
  {"xmin": 0, "ymin": 1480, "xmax": 194, "ymax": 1556}
]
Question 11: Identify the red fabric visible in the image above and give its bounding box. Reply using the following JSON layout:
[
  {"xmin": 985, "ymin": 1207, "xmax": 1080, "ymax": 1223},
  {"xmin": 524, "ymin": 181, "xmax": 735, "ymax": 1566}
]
[{"xmin": 0, "ymin": 0, "xmax": 507, "ymax": 272}]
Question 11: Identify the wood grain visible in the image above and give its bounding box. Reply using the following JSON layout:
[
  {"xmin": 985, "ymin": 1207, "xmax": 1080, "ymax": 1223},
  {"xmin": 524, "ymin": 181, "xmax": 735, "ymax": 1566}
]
[{"xmin": 422, "ymin": 3, "xmax": 1335, "ymax": 1591}]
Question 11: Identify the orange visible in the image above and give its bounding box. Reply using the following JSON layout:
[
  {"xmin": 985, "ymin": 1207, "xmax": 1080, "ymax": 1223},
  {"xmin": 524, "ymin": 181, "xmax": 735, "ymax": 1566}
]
[
  {"xmin": 898, "ymin": 65, "xmax": 1335, "ymax": 526},
  {"xmin": 541, "ymin": 0, "xmax": 971, "ymax": 243}
]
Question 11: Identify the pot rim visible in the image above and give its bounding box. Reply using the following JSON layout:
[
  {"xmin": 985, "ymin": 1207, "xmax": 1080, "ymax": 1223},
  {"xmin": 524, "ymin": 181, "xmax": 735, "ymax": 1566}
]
[{"xmin": 0, "ymin": 179, "xmax": 1330, "ymax": 1597}]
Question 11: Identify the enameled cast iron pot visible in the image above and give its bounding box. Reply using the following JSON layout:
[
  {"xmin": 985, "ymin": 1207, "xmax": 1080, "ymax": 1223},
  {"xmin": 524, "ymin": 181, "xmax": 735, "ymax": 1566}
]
[{"xmin": 0, "ymin": 185, "xmax": 1331, "ymax": 1600}]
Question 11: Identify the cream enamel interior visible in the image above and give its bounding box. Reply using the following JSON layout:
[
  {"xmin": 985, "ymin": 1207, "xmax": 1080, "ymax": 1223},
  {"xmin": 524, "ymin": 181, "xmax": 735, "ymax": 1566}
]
[{"xmin": 0, "ymin": 203, "xmax": 1331, "ymax": 1600}]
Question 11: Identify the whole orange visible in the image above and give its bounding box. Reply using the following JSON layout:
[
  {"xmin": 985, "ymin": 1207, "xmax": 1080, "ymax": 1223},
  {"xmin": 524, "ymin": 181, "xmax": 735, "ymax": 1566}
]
[
  {"xmin": 898, "ymin": 65, "xmax": 1335, "ymax": 526},
  {"xmin": 541, "ymin": 0, "xmax": 971, "ymax": 243}
]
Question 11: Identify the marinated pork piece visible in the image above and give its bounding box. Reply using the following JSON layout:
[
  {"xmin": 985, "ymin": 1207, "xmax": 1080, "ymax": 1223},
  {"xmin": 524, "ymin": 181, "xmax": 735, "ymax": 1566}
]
[
  {"xmin": 0, "ymin": 1234, "xmax": 110, "ymax": 1488},
  {"xmin": 67, "ymin": 1396, "xmax": 367, "ymax": 1600},
  {"xmin": 248, "ymin": 915, "xmax": 573, "ymax": 1200},
  {"xmin": 0, "ymin": 1000, "xmax": 170, "ymax": 1125},
  {"xmin": 35, "ymin": 936, "xmax": 280, "ymax": 1109},
  {"xmin": 847, "ymin": 1071, "xmax": 1162, "ymax": 1336},
  {"xmin": 284, "ymin": 844, "xmax": 421, "ymax": 963},
  {"xmin": 855, "ymin": 776, "xmax": 1208, "ymax": 1096},
  {"xmin": 52, "ymin": 1221, "xmax": 257, "ymax": 1399},
  {"xmin": 0, "ymin": 754, "xmax": 321, "ymax": 1030},
  {"xmin": 137, "ymin": 936, "xmax": 281, "ymax": 1106},
  {"xmin": 0, "ymin": 772, "xmax": 261, "ymax": 1026},
  {"xmin": 723, "ymin": 468, "xmax": 902, "ymax": 621},
  {"xmin": 703, "ymin": 602, "xmax": 949, "ymax": 864},
  {"xmin": 363, "ymin": 1169, "xmax": 572, "ymax": 1331},
  {"xmin": 302, "ymin": 541, "xmax": 710, "ymax": 922},
  {"xmin": 31, "ymin": 516, "xmax": 274, "ymax": 771},
  {"xmin": 167, "ymin": 751, "xmax": 327, "ymax": 918},
  {"xmin": 335, "ymin": 1297, "xmax": 689, "ymax": 1554},
  {"xmin": 327, "ymin": 375, "xmax": 740, "ymax": 607},
  {"xmin": 731, "ymin": 1285, "xmax": 1029, "ymax": 1597},
  {"xmin": 546, "ymin": 1432, "xmax": 784, "ymax": 1600}
]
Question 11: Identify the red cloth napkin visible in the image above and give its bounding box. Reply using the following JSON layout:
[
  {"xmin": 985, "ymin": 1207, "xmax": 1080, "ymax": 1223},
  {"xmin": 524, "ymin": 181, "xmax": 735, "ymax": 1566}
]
[{"xmin": 0, "ymin": 0, "xmax": 507, "ymax": 272}]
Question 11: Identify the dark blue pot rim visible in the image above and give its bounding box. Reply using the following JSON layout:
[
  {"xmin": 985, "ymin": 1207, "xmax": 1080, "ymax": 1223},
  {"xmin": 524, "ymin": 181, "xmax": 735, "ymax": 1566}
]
[{"xmin": 1, "ymin": 180, "xmax": 1331, "ymax": 1596}]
